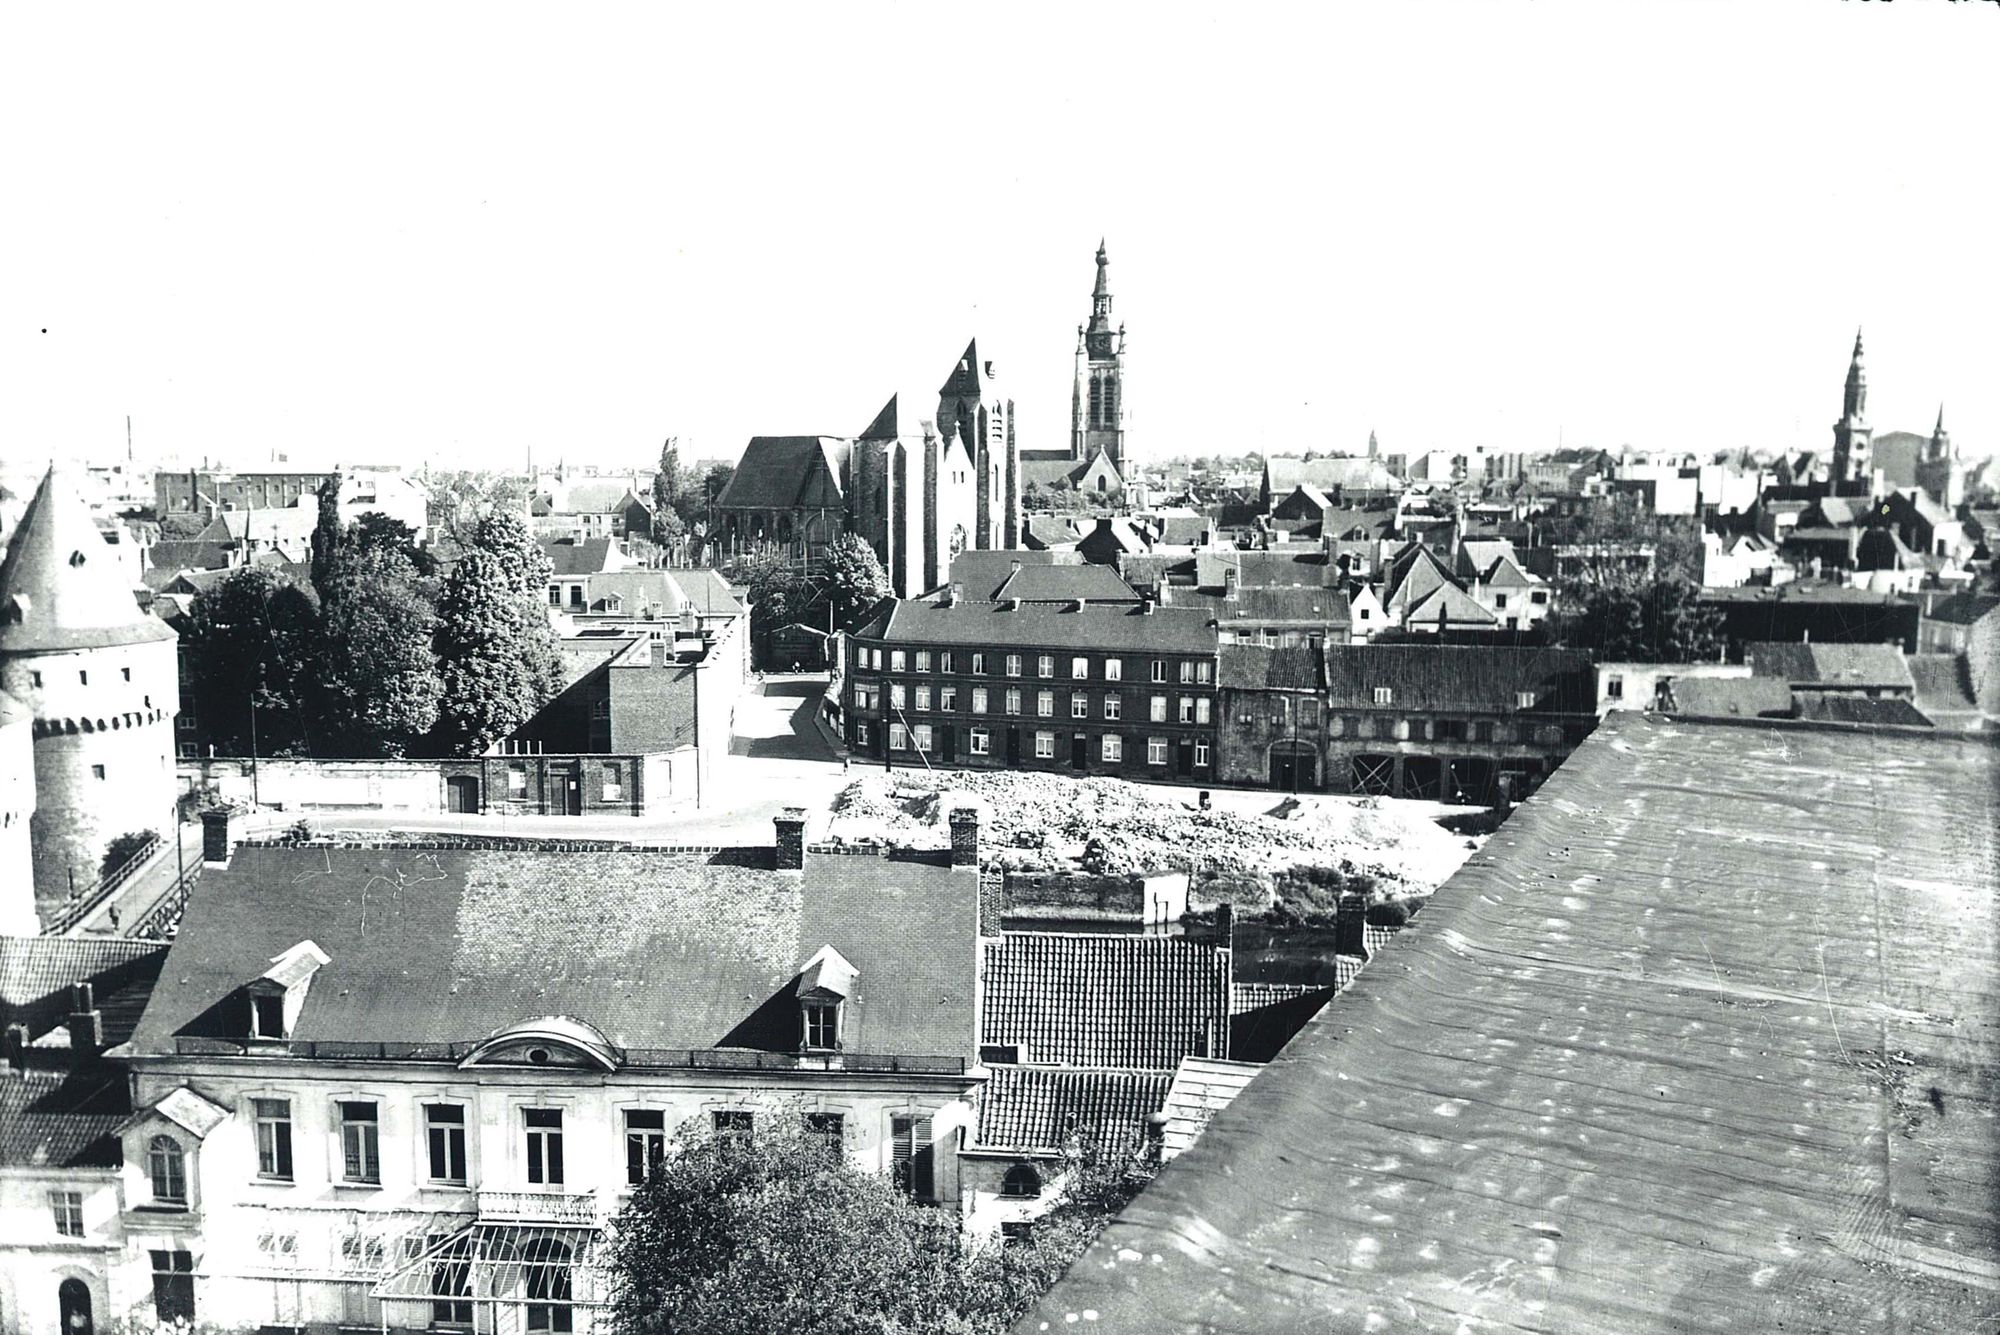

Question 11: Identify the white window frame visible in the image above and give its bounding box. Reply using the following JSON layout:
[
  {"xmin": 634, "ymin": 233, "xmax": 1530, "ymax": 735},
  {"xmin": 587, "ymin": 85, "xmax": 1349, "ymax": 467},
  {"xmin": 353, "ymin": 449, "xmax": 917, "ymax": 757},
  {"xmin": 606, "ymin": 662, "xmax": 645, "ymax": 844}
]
[
  {"xmin": 915, "ymin": 651, "xmax": 931, "ymax": 672},
  {"xmin": 1147, "ymin": 737, "xmax": 1169, "ymax": 766},
  {"xmin": 424, "ymin": 1103, "xmax": 469, "ymax": 1185},
  {"xmin": 1101, "ymin": 734, "xmax": 1123, "ymax": 762},
  {"xmin": 940, "ymin": 686, "xmax": 958, "ymax": 711},
  {"xmin": 914, "ymin": 685, "xmax": 931, "ymax": 711},
  {"xmin": 971, "ymin": 687, "xmax": 988, "ymax": 714},
  {"xmin": 1197, "ymin": 698, "xmax": 1212, "ymax": 724},
  {"xmin": 1373, "ymin": 687, "xmax": 1393, "ymax": 705},
  {"xmin": 1194, "ymin": 741, "xmax": 1211, "ymax": 767},
  {"xmin": 1150, "ymin": 696, "xmax": 1168, "ymax": 724},
  {"xmin": 1037, "ymin": 654, "xmax": 1055, "ymax": 678},
  {"xmin": 1151, "ymin": 660, "xmax": 1167, "ymax": 683},
  {"xmin": 1034, "ymin": 731, "xmax": 1056, "ymax": 759},
  {"xmin": 1104, "ymin": 695, "xmax": 1122, "ymax": 721},
  {"xmin": 1071, "ymin": 694, "xmax": 1089, "ymax": 720},
  {"xmin": 914, "ymin": 724, "xmax": 933, "ymax": 754},
  {"xmin": 1005, "ymin": 688, "xmax": 1022, "ymax": 715},
  {"xmin": 1005, "ymin": 654, "xmax": 1022, "ymax": 677},
  {"xmin": 1071, "ymin": 656, "xmax": 1089, "ymax": 680},
  {"xmin": 969, "ymin": 728, "xmax": 991, "ymax": 756},
  {"xmin": 1105, "ymin": 659, "xmax": 1122, "ymax": 682},
  {"xmin": 1037, "ymin": 690, "xmax": 1054, "ymax": 718},
  {"xmin": 890, "ymin": 650, "xmax": 907, "ymax": 671},
  {"xmin": 254, "ymin": 1097, "xmax": 294, "ymax": 1181},
  {"xmin": 890, "ymin": 723, "xmax": 911, "ymax": 751},
  {"xmin": 337, "ymin": 1099, "xmax": 381, "ymax": 1185}
]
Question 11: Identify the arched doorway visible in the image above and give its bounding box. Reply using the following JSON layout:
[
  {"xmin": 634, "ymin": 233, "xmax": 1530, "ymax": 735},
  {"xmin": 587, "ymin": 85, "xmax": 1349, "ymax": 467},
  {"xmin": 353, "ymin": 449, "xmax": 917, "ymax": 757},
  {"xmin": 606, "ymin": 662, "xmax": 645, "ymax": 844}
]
[
  {"xmin": 59, "ymin": 1278, "xmax": 94, "ymax": 1335},
  {"xmin": 1269, "ymin": 742, "xmax": 1318, "ymax": 792}
]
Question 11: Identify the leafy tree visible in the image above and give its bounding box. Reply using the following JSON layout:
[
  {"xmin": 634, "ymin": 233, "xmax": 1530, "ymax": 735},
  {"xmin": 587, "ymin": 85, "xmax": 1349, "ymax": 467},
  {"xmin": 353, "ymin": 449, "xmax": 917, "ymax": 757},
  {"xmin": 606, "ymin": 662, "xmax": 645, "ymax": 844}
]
[
  {"xmin": 100, "ymin": 830, "xmax": 159, "ymax": 883},
  {"xmin": 737, "ymin": 542, "xmax": 804, "ymax": 638},
  {"xmin": 606, "ymin": 1108, "xmax": 1156, "ymax": 1335},
  {"xmin": 158, "ymin": 512, "xmax": 208, "ymax": 540},
  {"xmin": 701, "ymin": 461, "xmax": 736, "ymax": 508},
  {"xmin": 1562, "ymin": 577, "xmax": 1722, "ymax": 663},
  {"xmin": 312, "ymin": 544, "xmax": 442, "ymax": 756},
  {"xmin": 653, "ymin": 437, "xmax": 688, "ymax": 541},
  {"xmin": 309, "ymin": 473, "xmax": 345, "ymax": 602},
  {"xmin": 350, "ymin": 512, "xmax": 436, "ymax": 576},
  {"xmin": 427, "ymin": 550, "xmax": 549, "ymax": 755},
  {"xmin": 823, "ymin": 532, "xmax": 893, "ymax": 629},
  {"xmin": 466, "ymin": 509, "xmax": 565, "ymax": 702},
  {"xmin": 182, "ymin": 566, "xmax": 321, "ymax": 756},
  {"xmin": 426, "ymin": 470, "xmax": 529, "ymax": 545}
]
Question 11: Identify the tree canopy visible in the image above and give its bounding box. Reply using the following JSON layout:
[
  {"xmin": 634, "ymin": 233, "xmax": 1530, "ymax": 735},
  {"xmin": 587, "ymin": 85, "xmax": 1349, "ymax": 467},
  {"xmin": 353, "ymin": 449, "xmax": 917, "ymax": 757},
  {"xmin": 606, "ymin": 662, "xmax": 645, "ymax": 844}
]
[
  {"xmin": 427, "ymin": 549, "xmax": 551, "ymax": 755},
  {"xmin": 312, "ymin": 543, "xmax": 442, "ymax": 756},
  {"xmin": 606, "ymin": 1108, "xmax": 1156, "ymax": 1335},
  {"xmin": 823, "ymin": 532, "xmax": 893, "ymax": 629},
  {"xmin": 181, "ymin": 565, "xmax": 321, "ymax": 756}
]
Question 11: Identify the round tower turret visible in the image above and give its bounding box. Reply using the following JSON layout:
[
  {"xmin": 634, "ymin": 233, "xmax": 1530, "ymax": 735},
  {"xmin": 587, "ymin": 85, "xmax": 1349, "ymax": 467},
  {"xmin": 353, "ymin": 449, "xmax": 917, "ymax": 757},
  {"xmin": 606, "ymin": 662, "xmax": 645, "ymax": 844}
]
[{"xmin": 0, "ymin": 463, "xmax": 181, "ymax": 923}]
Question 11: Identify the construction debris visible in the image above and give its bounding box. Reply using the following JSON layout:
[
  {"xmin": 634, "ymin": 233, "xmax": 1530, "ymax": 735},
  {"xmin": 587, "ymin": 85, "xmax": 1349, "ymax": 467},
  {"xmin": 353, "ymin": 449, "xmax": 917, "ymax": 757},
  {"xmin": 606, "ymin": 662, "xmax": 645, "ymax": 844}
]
[{"xmin": 825, "ymin": 771, "xmax": 1476, "ymax": 900}]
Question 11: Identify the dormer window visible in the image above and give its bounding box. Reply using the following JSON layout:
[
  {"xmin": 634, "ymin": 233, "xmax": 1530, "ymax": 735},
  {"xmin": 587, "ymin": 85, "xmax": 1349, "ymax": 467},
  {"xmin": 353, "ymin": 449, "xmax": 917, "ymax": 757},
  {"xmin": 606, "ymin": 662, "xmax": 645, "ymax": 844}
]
[
  {"xmin": 252, "ymin": 995, "xmax": 285, "ymax": 1039},
  {"xmin": 246, "ymin": 940, "xmax": 329, "ymax": 1042},
  {"xmin": 803, "ymin": 1002, "xmax": 839, "ymax": 1051},
  {"xmin": 795, "ymin": 945, "xmax": 856, "ymax": 1054}
]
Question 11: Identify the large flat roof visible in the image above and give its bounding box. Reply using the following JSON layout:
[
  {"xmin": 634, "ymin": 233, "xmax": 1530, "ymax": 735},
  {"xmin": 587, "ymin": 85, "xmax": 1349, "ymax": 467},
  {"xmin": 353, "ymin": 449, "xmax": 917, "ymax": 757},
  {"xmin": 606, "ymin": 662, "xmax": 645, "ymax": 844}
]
[{"xmin": 1023, "ymin": 714, "xmax": 1999, "ymax": 1333}]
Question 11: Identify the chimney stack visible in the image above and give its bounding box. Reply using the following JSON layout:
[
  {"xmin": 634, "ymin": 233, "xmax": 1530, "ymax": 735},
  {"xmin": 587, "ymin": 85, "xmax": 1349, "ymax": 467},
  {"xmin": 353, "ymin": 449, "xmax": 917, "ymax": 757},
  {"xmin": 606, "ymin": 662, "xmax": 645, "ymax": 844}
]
[
  {"xmin": 1213, "ymin": 901, "xmax": 1235, "ymax": 949},
  {"xmin": 1223, "ymin": 567, "xmax": 1240, "ymax": 600},
  {"xmin": 774, "ymin": 807, "xmax": 807, "ymax": 871},
  {"xmin": 1009, "ymin": 560, "xmax": 1023, "ymax": 577},
  {"xmin": 2, "ymin": 1022, "xmax": 26, "ymax": 1072},
  {"xmin": 948, "ymin": 806, "xmax": 980, "ymax": 868},
  {"xmin": 1334, "ymin": 894, "xmax": 1367, "ymax": 958},
  {"xmin": 201, "ymin": 806, "xmax": 240, "ymax": 867},
  {"xmin": 651, "ymin": 639, "xmax": 669, "ymax": 668},
  {"xmin": 948, "ymin": 581, "xmax": 964, "ymax": 606},
  {"xmin": 67, "ymin": 982, "xmax": 104, "ymax": 1054}
]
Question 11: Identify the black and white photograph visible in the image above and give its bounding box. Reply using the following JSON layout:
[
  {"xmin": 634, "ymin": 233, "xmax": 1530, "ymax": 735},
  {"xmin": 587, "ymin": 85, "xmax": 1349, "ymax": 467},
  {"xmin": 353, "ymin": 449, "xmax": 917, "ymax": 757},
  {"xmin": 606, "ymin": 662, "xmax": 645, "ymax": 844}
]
[{"xmin": 2, "ymin": 3, "xmax": 1995, "ymax": 1332}]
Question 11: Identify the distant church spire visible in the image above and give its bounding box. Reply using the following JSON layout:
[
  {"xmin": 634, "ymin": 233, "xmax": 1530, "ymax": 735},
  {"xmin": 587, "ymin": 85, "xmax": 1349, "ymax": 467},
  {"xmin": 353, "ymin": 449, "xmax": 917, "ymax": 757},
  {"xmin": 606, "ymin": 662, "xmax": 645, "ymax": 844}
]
[{"xmin": 1832, "ymin": 327, "xmax": 1873, "ymax": 494}]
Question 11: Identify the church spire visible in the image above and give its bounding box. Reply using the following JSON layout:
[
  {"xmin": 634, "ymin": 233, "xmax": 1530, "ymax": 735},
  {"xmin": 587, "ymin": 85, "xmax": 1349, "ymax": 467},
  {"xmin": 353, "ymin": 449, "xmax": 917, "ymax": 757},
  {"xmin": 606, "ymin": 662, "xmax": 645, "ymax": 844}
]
[{"xmin": 1843, "ymin": 328, "xmax": 1867, "ymax": 422}]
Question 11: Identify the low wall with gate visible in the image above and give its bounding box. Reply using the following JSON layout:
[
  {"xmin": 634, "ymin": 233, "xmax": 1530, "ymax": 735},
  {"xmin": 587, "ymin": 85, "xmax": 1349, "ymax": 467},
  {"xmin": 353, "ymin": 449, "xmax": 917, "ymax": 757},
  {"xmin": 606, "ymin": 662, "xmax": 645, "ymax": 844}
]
[{"xmin": 178, "ymin": 749, "xmax": 693, "ymax": 817}]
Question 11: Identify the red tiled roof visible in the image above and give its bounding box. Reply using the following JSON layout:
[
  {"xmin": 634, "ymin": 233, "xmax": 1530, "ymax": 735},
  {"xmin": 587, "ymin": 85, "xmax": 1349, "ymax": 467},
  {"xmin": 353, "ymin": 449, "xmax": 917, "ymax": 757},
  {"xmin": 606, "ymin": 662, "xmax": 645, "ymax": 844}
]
[
  {"xmin": 980, "ymin": 934, "xmax": 1229, "ymax": 1068},
  {"xmin": 972, "ymin": 1066, "xmax": 1171, "ymax": 1155}
]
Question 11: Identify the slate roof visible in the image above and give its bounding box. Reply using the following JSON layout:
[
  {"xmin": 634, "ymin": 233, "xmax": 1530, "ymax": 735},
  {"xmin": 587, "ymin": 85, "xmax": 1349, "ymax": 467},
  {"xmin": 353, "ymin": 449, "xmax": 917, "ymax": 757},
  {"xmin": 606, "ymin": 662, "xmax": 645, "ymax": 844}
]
[
  {"xmin": 1194, "ymin": 551, "xmax": 1337, "ymax": 590},
  {"xmin": 1, "ymin": 936, "xmax": 168, "ymax": 1046},
  {"xmin": 980, "ymin": 934, "xmax": 1230, "ymax": 1069},
  {"xmin": 128, "ymin": 843, "xmax": 979, "ymax": 1060},
  {"xmin": 0, "ymin": 1066, "xmax": 130, "ymax": 1169},
  {"xmin": 145, "ymin": 539, "xmax": 236, "ymax": 574},
  {"xmin": 201, "ymin": 507, "xmax": 318, "ymax": 544},
  {"xmin": 1666, "ymin": 675, "xmax": 1796, "ymax": 719},
  {"xmin": 1907, "ymin": 653, "xmax": 1982, "ymax": 729},
  {"xmin": 0, "ymin": 464, "xmax": 175, "ymax": 651},
  {"xmin": 857, "ymin": 599, "xmax": 1219, "ymax": 656},
  {"xmin": 1217, "ymin": 644, "xmax": 1320, "ymax": 691},
  {"xmin": 1173, "ymin": 586, "xmax": 1351, "ymax": 626},
  {"xmin": 1923, "ymin": 591, "xmax": 2000, "ymax": 627},
  {"xmin": 972, "ymin": 1066, "xmax": 1171, "ymax": 1156},
  {"xmin": 1022, "ymin": 515, "xmax": 1083, "ymax": 549},
  {"xmin": 540, "ymin": 537, "xmax": 621, "ymax": 577},
  {"xmin": 1794, "ymin": 694, "xmax": 1933, "ymax": 727},
  {"xmin": 1744, "ymin": 641, "xmax": 1915, "ymax": 690},
  {"xmin": 716, "ymin": 437, "xmax": 849, "ymax": 511},
  {"xmin": 1026, "ymin": 714, "xmax": 2000, "ymax": 1333},
  {"xmin": 993, "ymin": 563, "xmax": 1139, "ymax": 604},
  {"xmin": 1321, "ymin": 644, "xmax": 1596, "ymax": 713},
  {"xmin": 1404, "ymin": 579, "xmax": 1500, "ymax": 627},
  {"xmin": 1157, "ymin": 1057, "xmax": 1261, "ymax": 1161}
]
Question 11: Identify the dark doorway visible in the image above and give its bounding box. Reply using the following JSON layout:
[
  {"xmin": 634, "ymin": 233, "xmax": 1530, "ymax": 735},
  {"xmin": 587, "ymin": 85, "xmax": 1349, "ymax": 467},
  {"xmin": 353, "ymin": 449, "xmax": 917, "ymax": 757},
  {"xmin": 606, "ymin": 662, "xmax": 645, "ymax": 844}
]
[
  {"xmin": 1269, "ymin": 743, "xmax": 1318, "ymax": 792},
  {"xmin": 1006, "ymin": 728, "xmax": 1021, "ymax": 765},
  {"xmin": 553, "ymin": 764, "xmax": 582, "ymax": 815},
  {"xmin": 1071, "ymin": 733, "xmax": 1088, "ymax": 770},
  {"xmin": 1175, "ymin": 739, "xmax": 1195, "ymax": 777},
  {"xmin": 1403, "ymin": 756, "xmax": 1446, "ymax": 800},
  {"xmin": 939, "ymin": 727, "xmax": 956, "ymax": 763},
  {"xmin": 60, "ymin": 1279, "xmax": 93, "ymax": 1335},
  {"xmin": 445, "ymin": 774, "xmax": 480, "ymax": 814}
]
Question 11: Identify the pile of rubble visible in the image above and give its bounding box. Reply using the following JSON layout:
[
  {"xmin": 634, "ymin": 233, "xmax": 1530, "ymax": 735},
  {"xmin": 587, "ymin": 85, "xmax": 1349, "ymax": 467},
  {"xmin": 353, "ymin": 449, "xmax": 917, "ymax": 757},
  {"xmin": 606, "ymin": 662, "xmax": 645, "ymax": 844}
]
[{"xmin": 825, "ymin": 770, "xmax": 1474, "ymax": 898}]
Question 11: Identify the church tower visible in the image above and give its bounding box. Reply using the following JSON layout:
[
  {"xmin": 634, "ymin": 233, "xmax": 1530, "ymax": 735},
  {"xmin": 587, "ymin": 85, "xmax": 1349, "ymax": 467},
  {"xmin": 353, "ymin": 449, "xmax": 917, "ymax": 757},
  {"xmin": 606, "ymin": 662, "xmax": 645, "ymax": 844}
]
[
  {"xmin": 1917, "ymin": 404, "xmax": 1964, "ymax": 510},
  {"xmin": 1070, "ymin": 240, "xmax": 1127, "ymax": 474},
  {"xmin": 0, "ymin": 463, "xmax": 181, "ymax": 921},
  {"xmin": 938, "ymin": 341, "xmax": 1019, "ymax": 550},
  {"xmin": 1831, "ymin": 329, "xmax": 1873, "ymax": 495}
]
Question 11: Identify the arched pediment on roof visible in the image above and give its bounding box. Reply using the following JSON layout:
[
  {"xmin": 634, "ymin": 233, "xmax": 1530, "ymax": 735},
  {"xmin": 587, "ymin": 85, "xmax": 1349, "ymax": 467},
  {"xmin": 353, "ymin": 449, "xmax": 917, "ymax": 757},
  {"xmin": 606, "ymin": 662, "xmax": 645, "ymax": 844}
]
[{"xmin": 461, "ymin": 1015, "xmax": 619, "ymax": 1072}]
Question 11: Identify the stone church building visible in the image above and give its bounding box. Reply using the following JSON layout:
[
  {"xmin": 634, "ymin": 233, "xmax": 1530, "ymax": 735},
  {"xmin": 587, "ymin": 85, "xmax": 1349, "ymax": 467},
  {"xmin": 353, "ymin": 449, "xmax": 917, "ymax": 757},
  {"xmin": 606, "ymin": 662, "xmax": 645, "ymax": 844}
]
[
  {"xmin": 1022, "ymin": 240, "xmax": 1128, "ymax": 500},
  {"xmin": 715, "ymin": 340, "xmax": 1019, "ymax": 598}
]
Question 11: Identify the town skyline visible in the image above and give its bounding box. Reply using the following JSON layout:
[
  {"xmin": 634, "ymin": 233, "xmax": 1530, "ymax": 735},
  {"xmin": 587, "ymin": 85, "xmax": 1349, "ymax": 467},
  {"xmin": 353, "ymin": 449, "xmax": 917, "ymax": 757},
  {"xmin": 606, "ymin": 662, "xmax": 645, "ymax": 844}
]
[{"xmin": 6, "ymin": 3, "xmax": 1996, "ymax": 473}]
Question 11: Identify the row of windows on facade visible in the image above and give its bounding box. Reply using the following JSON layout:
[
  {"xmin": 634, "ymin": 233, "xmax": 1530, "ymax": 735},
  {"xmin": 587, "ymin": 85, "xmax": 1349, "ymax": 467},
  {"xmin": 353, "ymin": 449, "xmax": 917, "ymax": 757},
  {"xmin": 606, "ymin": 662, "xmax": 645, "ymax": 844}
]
[
  {"xmin": 855, "ymin": 681, "xmax": 1214, "ymax": 726},
  {"xmin": 855, "ymin": 647, "xmax": 1214, "ymax": 686},
  {"xmin": 861, "ymin": 721, "xmax": 1210, "ymax": 769},
  {"xmin": 139, "ymin": 1102, "xmax": 937, "ymax": 1204},
  {"xmin": 1234, "ymin": 706, "xmax": 1560, "ymax": 743},
  {"xmin": 24, "ymin": 665, "xmax": 134, "ymax": 688},
  {"xmin": 495, "ymin": 764, "xmax": 625, "ymax": 801}
]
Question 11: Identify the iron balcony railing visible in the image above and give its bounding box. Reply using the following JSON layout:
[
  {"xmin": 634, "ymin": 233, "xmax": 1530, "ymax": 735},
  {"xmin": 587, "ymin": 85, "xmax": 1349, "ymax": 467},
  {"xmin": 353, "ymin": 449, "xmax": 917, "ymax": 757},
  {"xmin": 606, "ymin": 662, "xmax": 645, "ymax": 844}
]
[
  {"xmin": 169, "ymin": 1037, "xmax": 967, "ymax": 1075},
  {"xmin": 475, "ymin": 1188, "xmax": 601, "ymax": 1224}
]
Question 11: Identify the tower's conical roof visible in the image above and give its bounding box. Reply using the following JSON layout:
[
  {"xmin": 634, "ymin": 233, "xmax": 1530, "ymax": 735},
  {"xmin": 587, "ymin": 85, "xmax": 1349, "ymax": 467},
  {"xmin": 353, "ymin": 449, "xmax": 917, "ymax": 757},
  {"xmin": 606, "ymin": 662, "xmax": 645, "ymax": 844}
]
[{"xmin": 0, "ymin": 463, "xmax": 175, "ymax": 653}]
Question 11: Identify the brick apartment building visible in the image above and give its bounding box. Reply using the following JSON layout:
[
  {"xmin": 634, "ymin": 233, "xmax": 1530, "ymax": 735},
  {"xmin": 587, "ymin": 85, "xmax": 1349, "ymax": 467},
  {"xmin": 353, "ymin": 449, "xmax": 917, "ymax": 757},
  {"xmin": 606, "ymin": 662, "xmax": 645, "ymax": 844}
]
[{"xmin": 843, "ymin": 594, "xmax": 1223, "ymax": 782}]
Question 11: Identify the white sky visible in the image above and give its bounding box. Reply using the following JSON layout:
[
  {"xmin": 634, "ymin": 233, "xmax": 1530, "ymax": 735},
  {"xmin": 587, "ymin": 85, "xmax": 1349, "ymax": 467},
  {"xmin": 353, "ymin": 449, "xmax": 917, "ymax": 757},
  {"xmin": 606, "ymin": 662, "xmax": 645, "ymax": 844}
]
[{"xmin": 4, "ymin": 2, "xmax": 1996, "ymax": 474}]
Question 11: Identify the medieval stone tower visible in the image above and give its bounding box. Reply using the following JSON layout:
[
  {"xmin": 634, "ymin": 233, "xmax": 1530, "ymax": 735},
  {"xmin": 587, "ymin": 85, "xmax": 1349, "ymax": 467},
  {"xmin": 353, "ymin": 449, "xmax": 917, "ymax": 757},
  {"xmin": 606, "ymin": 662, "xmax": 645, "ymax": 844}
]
[
  {"xmin": 1831, "ymin": 329, "xmax": 1873, "ymax": 494},
  {"xmin": 0, "ymin": 689, "xmax": 35, "ymax": 934},
  {"xmin": 0, "ymin": 463, "xmax": 180, "ymax": 922},
  {"xmin": 937, "ymin": 339, "xmax": 1020, "ymax": 550},
  {"xmin": 1070, "ymin": 240, "xmax": 1127, "ymax": 474}
]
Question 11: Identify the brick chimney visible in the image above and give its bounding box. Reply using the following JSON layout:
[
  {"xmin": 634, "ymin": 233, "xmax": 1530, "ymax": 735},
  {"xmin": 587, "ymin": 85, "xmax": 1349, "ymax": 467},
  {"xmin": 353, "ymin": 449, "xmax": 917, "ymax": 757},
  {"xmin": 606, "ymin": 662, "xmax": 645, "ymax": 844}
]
[
  {"xmin": 1213, "ymin": 901, "xmax": 1235, "ymax": 949},
  {"xmin": 774, "ymin": 807, "xmax": 807, "ymax": 871},
  {"xmin": 67, "ymin": 981, "xmax": 104, "ymax": 1054},
  {"xmin": 948, "ymin": 806, "xmax": 980, "ymax": 868},
  {"xmin": 650, "ymin": 639, "xmax": 669, "ymax": 668},
  {"xmin": 1223, "ymin": 567, "xmax": 1240, "ymax": 601},
  {"xmin": 201, "ymin": 805, "xmax": 240, "ymax": 867}
]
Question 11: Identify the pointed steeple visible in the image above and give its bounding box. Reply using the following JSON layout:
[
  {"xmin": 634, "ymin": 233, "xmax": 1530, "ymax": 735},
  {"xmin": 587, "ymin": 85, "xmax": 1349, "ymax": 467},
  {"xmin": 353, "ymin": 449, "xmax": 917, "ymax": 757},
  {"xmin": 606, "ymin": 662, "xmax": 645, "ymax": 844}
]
[
  {"xmin": 1092, "ymin": 239, "xmax": 1110, "ymax": 299},
  {"xmin": 1931, "ymin": 403, "xmax": 1951, "ymax": 459},
  {"xmin": 0, "ymin": 463, "xmax": 174, "ymax": 653},
  {"xmin": 1842, "ymin": 328, "xmax": 1867, "ymax": 423}
]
